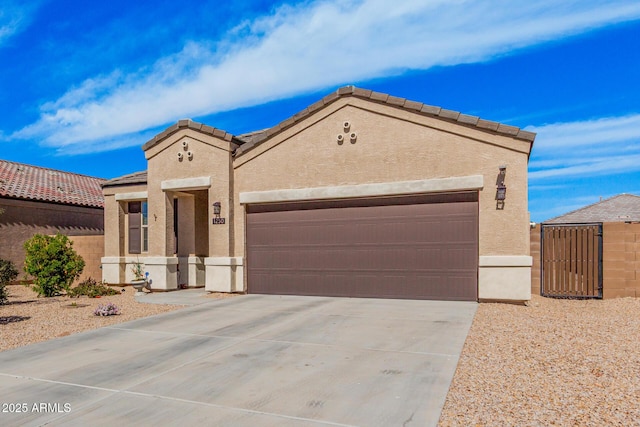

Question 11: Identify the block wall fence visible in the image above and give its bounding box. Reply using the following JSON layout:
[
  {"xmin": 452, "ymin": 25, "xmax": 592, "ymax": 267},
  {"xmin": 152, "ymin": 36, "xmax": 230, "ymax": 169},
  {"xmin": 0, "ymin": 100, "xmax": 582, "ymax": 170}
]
[{"xmin": 530, "ymin": 223, "xmax": 640, "ymax": 299}]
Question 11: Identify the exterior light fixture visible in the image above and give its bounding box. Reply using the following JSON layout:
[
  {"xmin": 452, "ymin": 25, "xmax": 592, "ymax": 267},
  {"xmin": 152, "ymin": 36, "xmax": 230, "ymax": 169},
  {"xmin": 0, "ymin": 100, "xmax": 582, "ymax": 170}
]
[
  {"xmin": 212, "ymin": 201, "xmax": 225, "ymax": 224},
  {"xmin": 496, "ymin": 165, "xmax": 507, "ymax": 209}
]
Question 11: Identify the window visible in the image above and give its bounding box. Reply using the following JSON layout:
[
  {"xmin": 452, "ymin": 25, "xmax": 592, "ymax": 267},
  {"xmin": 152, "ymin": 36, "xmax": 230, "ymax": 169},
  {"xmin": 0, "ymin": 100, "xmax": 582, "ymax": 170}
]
[
  {"xmin": 142, "ymin": 201, "xmax": 148, "ymax": 252},
  {"xmin": 128, "ymin": 201, "xmax": 148, "ymax": 254}
]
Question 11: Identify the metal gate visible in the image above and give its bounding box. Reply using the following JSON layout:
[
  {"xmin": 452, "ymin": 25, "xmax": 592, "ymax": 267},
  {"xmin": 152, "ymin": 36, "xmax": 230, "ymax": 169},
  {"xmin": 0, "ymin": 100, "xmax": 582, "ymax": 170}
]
[{"xmin": 541, "ymin": 223, "xmax": 603, "ymax": 299}]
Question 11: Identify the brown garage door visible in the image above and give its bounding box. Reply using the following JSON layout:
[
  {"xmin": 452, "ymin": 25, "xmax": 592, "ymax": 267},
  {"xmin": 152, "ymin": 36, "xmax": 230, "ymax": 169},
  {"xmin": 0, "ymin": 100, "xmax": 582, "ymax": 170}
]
[{"xmin": 246, "ymin": 192, "xmax": 478, "ymax": 301}]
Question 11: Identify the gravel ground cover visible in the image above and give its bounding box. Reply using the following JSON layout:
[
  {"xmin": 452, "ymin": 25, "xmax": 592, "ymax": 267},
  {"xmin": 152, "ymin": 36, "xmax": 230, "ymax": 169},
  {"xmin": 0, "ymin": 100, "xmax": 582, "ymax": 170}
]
[
  {"xmin": 439, "ymin": 294, "xmax": 640, "ymax": 426},
  {"xmin": 0, "ymin": 284, "xmax": 189, "ymax": 352}
]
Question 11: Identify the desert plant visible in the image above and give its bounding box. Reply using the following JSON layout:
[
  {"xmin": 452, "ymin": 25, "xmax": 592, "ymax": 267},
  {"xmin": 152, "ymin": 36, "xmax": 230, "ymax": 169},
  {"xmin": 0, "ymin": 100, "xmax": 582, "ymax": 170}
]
[
  {"xmin": 68, "ymin": 277, "xmax": 119, "ymax": 298},
  {"xmin": 94, "ymin": 302, "xmax": 120, "ymax": 316},
  {"xmin": 131, "ymin": 258, "xmax": 145, "ymax": 281},
  {"xmin": 23, "ymin": 234, "xmax": 85, "ymax": 297},
  {"xmin": 0, "ymin": 258, "xmax": 18, "ymax": 305}
]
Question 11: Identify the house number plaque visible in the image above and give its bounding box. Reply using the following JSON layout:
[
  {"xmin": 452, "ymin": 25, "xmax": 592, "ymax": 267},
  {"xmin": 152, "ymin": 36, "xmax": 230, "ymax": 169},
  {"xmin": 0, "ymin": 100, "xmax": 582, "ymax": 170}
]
[{"xmin": 212, "ymin": 218, "xmax": 226, "ymax": 225}]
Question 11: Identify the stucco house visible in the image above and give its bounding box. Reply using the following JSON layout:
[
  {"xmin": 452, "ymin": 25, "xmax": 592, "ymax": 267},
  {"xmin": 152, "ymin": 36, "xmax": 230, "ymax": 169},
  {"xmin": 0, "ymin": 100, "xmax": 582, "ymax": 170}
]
[
  {"xmin": 101, "ymin": 86, "xmax": 535, "ymax": 302},
  {"xmin": 0, "ymin": 159, "xmax": 105, "ymax": 279}
]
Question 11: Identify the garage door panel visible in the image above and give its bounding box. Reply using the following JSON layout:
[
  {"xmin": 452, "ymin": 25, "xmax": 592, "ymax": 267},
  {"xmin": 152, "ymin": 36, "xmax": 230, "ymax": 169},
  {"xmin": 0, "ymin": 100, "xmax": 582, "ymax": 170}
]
[{"xmin": 247, "ymin": 194, "xmax": 478, "ymax": 301}]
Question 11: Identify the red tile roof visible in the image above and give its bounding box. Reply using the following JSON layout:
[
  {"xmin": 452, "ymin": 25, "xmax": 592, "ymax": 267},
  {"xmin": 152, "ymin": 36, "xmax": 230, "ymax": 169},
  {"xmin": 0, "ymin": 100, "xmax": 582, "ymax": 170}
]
[{"xmin": 0, "ymin": 159, "xmax": 105, "ymax": 208}]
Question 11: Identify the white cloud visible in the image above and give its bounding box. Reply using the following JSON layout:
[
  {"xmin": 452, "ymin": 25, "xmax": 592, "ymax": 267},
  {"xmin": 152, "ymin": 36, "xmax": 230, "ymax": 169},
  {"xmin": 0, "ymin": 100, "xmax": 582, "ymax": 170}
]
[
  {"xmin": 11, "ymin": 0, "xmax": 640, "ymax": 153},
  {"xmin": 528, "ymin": 114, "xmax": 640, "ymax": 180},
  {"xmin": 0, "ymin": 2, "xmax": 40, "ymax": 46}
]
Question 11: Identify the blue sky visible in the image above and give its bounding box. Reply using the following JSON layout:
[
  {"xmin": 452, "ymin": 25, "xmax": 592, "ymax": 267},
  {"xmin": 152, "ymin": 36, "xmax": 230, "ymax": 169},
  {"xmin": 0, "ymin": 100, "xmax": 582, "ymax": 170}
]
[{"xmin": 1, "ymin": 0, "xmax": 639, "ymax": 222}]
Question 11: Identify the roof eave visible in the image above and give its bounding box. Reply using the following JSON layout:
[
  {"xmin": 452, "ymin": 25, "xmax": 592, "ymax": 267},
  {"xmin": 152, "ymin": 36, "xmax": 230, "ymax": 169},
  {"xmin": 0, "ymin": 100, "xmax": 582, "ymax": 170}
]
[{"xmin": 234, "ymin": 85, "xmax": 536, "ymax": 158}]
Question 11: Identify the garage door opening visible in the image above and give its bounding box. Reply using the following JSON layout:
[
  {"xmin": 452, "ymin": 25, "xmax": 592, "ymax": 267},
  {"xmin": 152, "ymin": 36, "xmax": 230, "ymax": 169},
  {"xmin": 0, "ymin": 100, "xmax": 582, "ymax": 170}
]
[{"xmin": 246, "ymin": 192, "xmax": 478, "ymax": 301}]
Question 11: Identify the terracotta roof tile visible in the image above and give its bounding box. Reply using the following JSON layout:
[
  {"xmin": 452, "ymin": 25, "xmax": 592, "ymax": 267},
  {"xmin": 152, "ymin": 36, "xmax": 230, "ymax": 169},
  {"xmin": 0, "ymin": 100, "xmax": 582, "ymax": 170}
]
[
  {"xmin": 403, "ymin": 100, "xmax": 423, "ymax": 112},
  {"xmin": 142, "ymin": 119, "xmax": 234, "ymax": 152},
  {"xmin": 421, "ymin": 104, "xmax": 441, "ymax": 115},
  {"xmin": 386, "ymin": 95, "xmax": 406, "ymax": 106},
  {"xmin": 438, "ymin": 109, "xmax": 460, "ymax": 120},
  {"xmin": 369, "ymin": 91, "xmax": 389, "ymax": 102},
  {"xmin": 544, "ymin": 194, "xmax": 640, "ymax": 224},
  {"xmin": 0, "ymin": 159, "xmax": 105, "ymax": 208},
  {"xmin": 477, "ymin": 119, "xmax": 500, "ymax": 131},
  {"xmin": 352, "ymin": 87, "xmax": 372, "ymax": 98},
  {"xmin": 497, "ymin": 123, "xmax": 519, "ymax": 136},
  {"xmin": 458, "ymin": 114, "xmax": 479, "ymax": 126}
]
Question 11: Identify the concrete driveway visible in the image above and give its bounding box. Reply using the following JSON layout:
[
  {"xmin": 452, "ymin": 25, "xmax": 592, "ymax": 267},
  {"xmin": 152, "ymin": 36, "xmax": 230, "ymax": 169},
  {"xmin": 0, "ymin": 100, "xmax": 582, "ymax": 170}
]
[{"xmin": 0, "ymin": 294, "xmax": 477, "ymax": 426}]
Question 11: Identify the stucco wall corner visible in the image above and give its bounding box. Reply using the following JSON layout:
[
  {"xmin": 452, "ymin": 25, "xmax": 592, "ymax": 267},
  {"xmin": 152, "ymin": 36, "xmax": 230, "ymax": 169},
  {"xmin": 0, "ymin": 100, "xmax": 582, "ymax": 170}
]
[{"xmin": 478, "ymin": 256, "xmax": 532, "ymax": 302}]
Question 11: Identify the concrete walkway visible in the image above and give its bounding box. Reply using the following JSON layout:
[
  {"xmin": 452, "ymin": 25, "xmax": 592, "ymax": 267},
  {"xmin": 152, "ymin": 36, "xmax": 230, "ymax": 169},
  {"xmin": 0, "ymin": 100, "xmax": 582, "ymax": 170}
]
[
  {"xmin": 0, "ymin": 294, "xmax": 477, "ymax": 426},
  {"xmin": 133, "ymin": 288, "xmax": 214, "ymax": 305}
]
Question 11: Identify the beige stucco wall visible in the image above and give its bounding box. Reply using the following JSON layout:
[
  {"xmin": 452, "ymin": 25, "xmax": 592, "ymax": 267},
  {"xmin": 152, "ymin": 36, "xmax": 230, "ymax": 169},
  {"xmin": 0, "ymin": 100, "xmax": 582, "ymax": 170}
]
[
  {"xmin": 233, "ymin": 97, "xmax": 531, "ymax": 259},
  {"xmin": 144, "ymin": 130, "xmax": 236, "ymax": 259},
  {"xmin": 101, "ymin": 96, "xmax": 532, "ymax": 298},
  {"xmin": 103, "ymin": 184, "xmax": 147, "ymax": 257},
  {"xmin": 0, "ymin": 197, "xmax": 103, "ymax": 272}
]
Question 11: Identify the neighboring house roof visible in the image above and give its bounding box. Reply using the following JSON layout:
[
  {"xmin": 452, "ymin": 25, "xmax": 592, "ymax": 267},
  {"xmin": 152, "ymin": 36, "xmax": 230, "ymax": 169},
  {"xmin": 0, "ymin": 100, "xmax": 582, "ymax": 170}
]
[
  {"xmin": 544, "ymin": 194, "xmax": 640, "ymax": 224},
  {"xmin": 102, "ymin": 171, "xmax": 147, "ymax": 188},
  {"xmin": 0, "ymin": 159, "xmax": 105, "ymax": 208}
]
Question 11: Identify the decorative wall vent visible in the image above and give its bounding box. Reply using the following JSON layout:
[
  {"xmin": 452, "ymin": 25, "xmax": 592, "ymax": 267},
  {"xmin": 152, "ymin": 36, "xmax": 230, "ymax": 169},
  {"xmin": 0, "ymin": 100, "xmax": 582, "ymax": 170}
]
[{"xmin": 337, "ymin": 121, "xmax": 358, "ymax": 145}]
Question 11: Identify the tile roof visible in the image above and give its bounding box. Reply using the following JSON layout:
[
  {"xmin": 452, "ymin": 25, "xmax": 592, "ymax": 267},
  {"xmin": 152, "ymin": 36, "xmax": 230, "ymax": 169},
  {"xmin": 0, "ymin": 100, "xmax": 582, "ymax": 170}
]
[
  {"xmin": 233, "ymin": 85, "xmax": 537, "ymax": 156},
  {"xmin": 101, "ymin": 171, "xmax": 147, "ymax": 188},
  {"xmin": 0, "ymin": 159, "xmax": 105, "ymax": 208},
  {"xmin": 108, "ymin": 86, "xmax": 537, "ymax": 186},
  {"xmin": 544, "ymin": 194, "xmax": 640, "ymax": 224},
  {"xmin": 142, "ymin": 119, "xmax": 236, "ymax": 152}
]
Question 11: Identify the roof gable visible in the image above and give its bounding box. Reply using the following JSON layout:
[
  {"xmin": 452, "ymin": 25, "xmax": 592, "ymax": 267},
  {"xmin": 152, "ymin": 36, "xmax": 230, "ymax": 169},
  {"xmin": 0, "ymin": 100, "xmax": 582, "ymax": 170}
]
[
  {"xmin": 0, "ymin": 159, "xmax": 105, "ymax": 208},
  {"xmin": 142, "ymin": 119, "xmax": 236, "ymax": 152},
  {"xmin": 544, "ymin": 194, "xmax": 640, "ymax": 224},
  {"xmin": 233, "ymin": 85, "xmax": 536, "ymax": 156}
]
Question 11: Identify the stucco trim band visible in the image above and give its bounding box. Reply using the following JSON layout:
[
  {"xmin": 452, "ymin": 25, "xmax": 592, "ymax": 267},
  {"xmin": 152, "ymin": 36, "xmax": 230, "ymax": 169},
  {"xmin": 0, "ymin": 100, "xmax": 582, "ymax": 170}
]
[
  {"xmin": 115, "ymin": 191, "xmax": 148, "ymax": 201},
  {"xmin": 239, "ymin": 175, "xmax": 484, "ymax": 204},
  {"xmin": 478, "ymin": 256, "xmax": 533, "ymax": 267},
  {"xmin": 204, "ymin": 257, "xmax": 244, "ymax": 266},
  {"xmin": 142, "ymin": 257, "xmax": 180, "ymax": 265},
  {"xmin": 161, "ymin": 176, "xmax": 211, "ymax": 191}
]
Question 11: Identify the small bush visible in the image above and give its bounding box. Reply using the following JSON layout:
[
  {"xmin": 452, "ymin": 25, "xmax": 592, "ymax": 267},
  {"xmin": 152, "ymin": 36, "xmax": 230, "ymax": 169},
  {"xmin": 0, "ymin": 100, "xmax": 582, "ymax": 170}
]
[
  {"xmin": 68, "ymin": 277, "xmax": 119, "ymax": 298},
  {"xmin": 23, "ymin": 234, "xmax": 85, "ymax": 297},
  {"xmin": 94, "ymin": 302, "xmax": 120, "ymax": 316},
  {"xmin": 0, "ymin": 259, "xmax": 18, "ymax": 305}
]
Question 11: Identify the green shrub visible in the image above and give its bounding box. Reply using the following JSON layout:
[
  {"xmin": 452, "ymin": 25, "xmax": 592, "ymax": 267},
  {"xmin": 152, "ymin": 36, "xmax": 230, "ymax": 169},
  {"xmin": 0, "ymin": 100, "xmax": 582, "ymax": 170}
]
[
  {"xmin": 0, "ymin": 259, "xmax": 18, "ymax": 305},
  {"xmin": 68, "ymin": 277, "xmax": 119, "ymax": 298},
  {"xmin": 23, "ymin": 234, "xmax": 85, "ymax": 297}
]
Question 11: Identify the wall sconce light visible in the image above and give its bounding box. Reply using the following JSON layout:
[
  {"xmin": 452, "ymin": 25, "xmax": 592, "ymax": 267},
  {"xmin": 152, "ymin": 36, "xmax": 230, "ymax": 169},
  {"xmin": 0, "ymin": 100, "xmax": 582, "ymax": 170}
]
[
  {"xmin": 496, "ymin": 165, "xmax": 507, "ymax": 209},
  {"xmin": 213, "ymin": 201, "xmax": 221, "ymax": 217}
]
